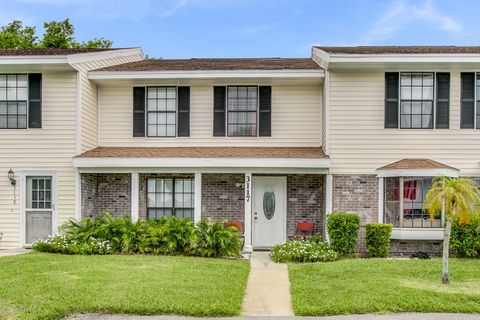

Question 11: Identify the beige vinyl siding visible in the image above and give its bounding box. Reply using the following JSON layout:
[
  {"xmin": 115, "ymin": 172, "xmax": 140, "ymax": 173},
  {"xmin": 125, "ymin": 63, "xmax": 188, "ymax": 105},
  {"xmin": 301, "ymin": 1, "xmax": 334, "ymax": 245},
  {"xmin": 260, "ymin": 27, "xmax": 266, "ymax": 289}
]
[
  {"xmin": 0, "ymin": 72, "xmax": 77, "ymax": 249},
  {"xmin": 329, "ymin": 70, "xmax": 480, "ymax": 175},
  {"xmin": 72, "ymin": 54, "xmax": 143, "ymax": 153},
  {"xmin": 99, "ymin": 85, "xmax": 322, "ymax": 147}
]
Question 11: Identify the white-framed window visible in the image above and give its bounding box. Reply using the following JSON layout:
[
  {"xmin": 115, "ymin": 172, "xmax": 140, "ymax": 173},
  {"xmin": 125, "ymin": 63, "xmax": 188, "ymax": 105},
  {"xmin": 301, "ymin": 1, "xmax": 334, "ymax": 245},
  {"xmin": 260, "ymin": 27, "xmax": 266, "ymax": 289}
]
[
  {"xmin": 384, "ymin": 176, "xmax": 442, "ymax": 228},
  {"xmin": 0, "ymin": 74, "xmax": 28, "ymax": 129},
  {"xmin": 147, "ymin": 177, "xmax": 194, "ymax": 220},
  {"xmin": 147, "ymin": 87, "xmax": 176, "ymax": 137},
  {"xmin": 400, "ymin": 72, "xmax": 434, "ymax": 129},
  {"xmin": 227, "ymin": 86, "xmax": 258, "ymax": 137}
]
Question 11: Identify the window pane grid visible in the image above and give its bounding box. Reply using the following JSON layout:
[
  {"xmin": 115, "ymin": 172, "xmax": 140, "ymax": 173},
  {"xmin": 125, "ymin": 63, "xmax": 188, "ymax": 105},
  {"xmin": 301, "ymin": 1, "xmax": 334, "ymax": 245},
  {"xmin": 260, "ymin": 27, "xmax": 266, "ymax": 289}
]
[
  {"xmin": 31, "ymin": 178, "xmax": 52, "ymax": 209},
  {"xmin": 0, "ymin": 74, "xmax": 27, "ymax": 129},
  {"xmin": 400, "ymin": 73, "xmax": 434, "ymax": 129},
  {"xmin": 383, "ymin": 177, "xmax": 440, "ymax": 228},
  {"xmin": 147, "ymin": 177, "xmax": 194, "ymax": 220},
  {"xmin": 227, "ymin": 86, "xmax": 257, "ymax": 137},
  {"xmin": 147, "ymin": 87, "xmax": 176, "ymax": 137}
]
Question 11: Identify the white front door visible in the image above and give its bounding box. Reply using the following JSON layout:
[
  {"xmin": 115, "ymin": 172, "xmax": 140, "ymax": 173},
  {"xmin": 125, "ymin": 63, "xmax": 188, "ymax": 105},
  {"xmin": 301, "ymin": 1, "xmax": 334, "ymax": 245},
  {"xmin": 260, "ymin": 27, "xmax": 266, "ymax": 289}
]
[
  {"xmin": 252, "ymin": 176, "xmax": 286, "ymax": 248},
  {"xmin": 25, "ymin": 175, "xmax": 54, "ymax": 244}
]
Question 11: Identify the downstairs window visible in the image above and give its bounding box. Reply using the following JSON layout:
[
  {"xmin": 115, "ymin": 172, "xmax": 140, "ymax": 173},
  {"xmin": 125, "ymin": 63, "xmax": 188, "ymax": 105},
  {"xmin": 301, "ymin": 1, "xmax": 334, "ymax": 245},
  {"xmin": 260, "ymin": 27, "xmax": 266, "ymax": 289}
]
[
  {"xmin": 384, "ymin": 177, "xmax": 442, "ymax": 228},
  {"xmin": 147, "ymin": 177, "xmax": 194, "ymax": 220}
]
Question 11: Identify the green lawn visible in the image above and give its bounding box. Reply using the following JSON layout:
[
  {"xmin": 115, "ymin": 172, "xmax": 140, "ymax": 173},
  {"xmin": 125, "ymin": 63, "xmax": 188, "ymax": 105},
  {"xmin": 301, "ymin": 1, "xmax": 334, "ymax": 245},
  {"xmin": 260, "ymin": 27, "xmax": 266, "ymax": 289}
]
[
  {"xmin": 289, "ymin": 258, "xmax": 480, "ymax": 316},
  {"xmin": 0, "ymin": 253, "xmax": 249, "ymax": 320}
]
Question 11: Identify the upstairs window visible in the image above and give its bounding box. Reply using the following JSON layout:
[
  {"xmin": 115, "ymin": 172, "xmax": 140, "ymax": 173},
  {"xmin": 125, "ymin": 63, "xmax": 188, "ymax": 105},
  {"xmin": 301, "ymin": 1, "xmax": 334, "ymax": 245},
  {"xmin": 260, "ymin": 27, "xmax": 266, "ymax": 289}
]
[
  {"xmin": 147, "ymin": 87, "xmax": 176, "ymax": 137},
  {"xmin": 0, "ymin": 74, "xmax": 28, "ymax": 129},
  {"xmin": 400, "ymin": 72, "xmax": 434, "ymax": 129},
  {"xmin": 227, "ymin": 86, "xmax": 258, "ymax": 136}
]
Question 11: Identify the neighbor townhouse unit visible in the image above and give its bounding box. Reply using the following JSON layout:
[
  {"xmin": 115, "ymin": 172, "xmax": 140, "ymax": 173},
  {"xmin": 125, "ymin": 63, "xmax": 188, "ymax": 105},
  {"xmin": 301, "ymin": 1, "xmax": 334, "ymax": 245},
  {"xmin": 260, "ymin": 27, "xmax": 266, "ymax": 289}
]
[{"xmin": 1, "ymin": 45, "xmax": 480, "ymax": 254}]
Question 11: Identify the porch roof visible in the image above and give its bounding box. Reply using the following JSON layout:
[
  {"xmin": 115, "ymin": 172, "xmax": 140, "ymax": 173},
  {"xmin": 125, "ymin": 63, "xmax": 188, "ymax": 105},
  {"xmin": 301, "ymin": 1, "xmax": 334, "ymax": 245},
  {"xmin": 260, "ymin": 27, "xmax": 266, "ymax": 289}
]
[
  {"xmin": 77, "ymin": 147, "xmax": 327, "ymax": 159},
  {"xmin": 376, "ymin": 158, "xmax": 458, "ymax": 178},
  {"xmin": 73, "ymin": 147, "xmax": 330, "ymax": 171}
]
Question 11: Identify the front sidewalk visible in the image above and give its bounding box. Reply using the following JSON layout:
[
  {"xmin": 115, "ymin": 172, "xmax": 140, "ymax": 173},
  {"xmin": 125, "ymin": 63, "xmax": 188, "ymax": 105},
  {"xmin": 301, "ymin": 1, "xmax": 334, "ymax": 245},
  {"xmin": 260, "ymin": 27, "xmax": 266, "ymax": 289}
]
[{"xmin": 241, "ymin": 251, "xmax": 294, "ymax": 316}]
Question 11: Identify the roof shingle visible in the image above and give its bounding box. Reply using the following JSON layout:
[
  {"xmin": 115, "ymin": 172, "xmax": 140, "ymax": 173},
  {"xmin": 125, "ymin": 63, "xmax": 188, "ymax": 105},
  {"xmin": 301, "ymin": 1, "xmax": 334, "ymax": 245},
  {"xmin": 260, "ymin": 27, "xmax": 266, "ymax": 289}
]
[
  {"xmin": 315, "ymin": 46, "xmax": 480, "ymax": 55},
  {"xmin": 76, "ymin": 147, "xmax": 327, "ymax": 159},
  {"xmin": 94, "ymin": 58, "xmax": 322, "ymax": 72},
  {"xmin": 377, "ymin": 158, "xmax": 458, "ymax": 170},
  {"xmin": 0, "ymin": 48, "xmax": 123, "ymax": 56}
]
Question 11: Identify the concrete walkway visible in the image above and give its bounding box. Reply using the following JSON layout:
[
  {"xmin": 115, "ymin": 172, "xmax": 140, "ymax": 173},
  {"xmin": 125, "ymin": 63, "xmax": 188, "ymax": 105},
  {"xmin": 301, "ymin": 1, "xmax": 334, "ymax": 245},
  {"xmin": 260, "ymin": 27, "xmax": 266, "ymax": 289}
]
[
  {"xmin": 66, "ymin": 313, "xmax": 480, "ymax": 320},
  {"xmin": 0, "ymin": 248, "xmax": 31, "ymax": 257},
  {"xmin": 240, "ymin": 251, "xmax": 294, "ymax": 316}
]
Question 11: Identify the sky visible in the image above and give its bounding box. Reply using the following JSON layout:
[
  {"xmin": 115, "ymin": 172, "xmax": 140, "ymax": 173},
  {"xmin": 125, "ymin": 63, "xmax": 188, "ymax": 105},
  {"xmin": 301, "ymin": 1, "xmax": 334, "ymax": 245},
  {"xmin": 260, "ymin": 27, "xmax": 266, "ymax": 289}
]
[{"xmin": 0, "ymin": 0, "xmax": 478, "ymax": 58}]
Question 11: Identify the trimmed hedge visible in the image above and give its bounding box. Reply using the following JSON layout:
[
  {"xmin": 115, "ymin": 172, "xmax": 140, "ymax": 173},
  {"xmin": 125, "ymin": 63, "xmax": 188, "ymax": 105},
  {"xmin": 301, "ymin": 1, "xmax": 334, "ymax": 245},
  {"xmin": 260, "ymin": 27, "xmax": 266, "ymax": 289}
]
[
  {"xmin": 365, "ymin": 223, "xmax": 392, "ymax": 257},
  {"xmin": 270, "ymin": 239, "xmax": 338, "ymax": 263},
  {"xmin": 450, "ymin": 216, "xmax": 480, "ymax": 258},
  {"xmin": 326, "ymin": 212, "xmax": 360, "ymax": 256}
]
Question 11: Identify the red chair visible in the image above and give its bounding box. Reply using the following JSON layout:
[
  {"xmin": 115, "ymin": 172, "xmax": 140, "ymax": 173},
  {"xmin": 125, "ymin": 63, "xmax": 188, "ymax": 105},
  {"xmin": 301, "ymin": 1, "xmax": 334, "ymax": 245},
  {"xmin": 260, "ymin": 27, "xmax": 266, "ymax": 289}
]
[
  {"xmin": 224, "ymin": 221, "xmax": 243, "ymax": 232},
  {"xmin": 290, "ymin": 222, "xmax": 314, "ymax": 240}
]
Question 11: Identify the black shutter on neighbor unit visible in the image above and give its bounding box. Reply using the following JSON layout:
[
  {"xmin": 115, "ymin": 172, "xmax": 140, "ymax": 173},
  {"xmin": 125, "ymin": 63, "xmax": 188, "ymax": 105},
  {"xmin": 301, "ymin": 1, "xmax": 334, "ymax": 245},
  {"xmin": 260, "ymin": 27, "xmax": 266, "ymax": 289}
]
[
  {"xmin": 258, "ymin": 86, "xmax": 272, "ymax": 137},
  {"xmin": 385, "ymin": 72, "xmax": 399, "ymax": 128},
  {"xmin": 177, "ymin": 86, "xmax": 190, "ymax": 137},
  {"xmin": 28, "ymin": 73, "xmax": 42, "ymax": 128},
  {"xmin": 133, "ymin": 87, "xmax": 146, "ymax": 137},
  {"xmin": 461, "ymin": 73, "xmax": 475, "ymax": 129},
  {"xmin": 213, "ymin": 86, "xmax": 226, "ymax": 136},
  {"xmin": 435, "ymin": 73, "xmax": 450, "ymax": 129}
]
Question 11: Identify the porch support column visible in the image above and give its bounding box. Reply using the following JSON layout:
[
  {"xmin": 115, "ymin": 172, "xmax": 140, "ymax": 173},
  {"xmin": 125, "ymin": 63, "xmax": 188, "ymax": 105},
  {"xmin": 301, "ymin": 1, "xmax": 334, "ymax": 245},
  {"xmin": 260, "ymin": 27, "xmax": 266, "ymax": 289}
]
[
  {"xmin": 244, "ymin": 172, "xmax": 253, "ymax": 253},
  {"xmin": 131, "ymin": 172, "xmax": 139, "ymax": 223},
  {"xmin": 378, "ymin": 177, "xmax": 384, "ymax": 223},
  {"xmin": 324, "ymin": 173, "xmax": 333, "ymax": 242},
  {"xmin": 74, "ymin": 169, "xmax": 82, "ymax": 221},
  {"xmin": 194, "ymin": 173, "xmax": 202, "ymax": 224}
]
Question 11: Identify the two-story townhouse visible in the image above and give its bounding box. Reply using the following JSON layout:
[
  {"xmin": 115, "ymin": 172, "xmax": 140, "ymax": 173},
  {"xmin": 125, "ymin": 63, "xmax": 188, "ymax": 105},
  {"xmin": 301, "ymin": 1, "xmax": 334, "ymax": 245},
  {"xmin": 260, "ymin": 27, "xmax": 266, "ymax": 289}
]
[
  {"xmin": 314, "ymin": 46, "xmax": 480, "ymax": 254},
  {"xmin": 0, "ymin": 48, "xmax": 144, "ymax": 249},
  {"xmin": 73, "ymin": 58, "xmax": 328, "ymax": 253}
]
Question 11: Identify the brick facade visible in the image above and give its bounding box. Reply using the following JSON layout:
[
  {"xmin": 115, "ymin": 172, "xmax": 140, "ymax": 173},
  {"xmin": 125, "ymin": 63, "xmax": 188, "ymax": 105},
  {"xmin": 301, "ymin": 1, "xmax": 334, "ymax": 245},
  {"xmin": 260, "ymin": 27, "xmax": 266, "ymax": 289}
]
[
  {"xmin": 81, "ymin": 173, "xmax": 131, "ymax": 218},
  {"xmin": 286, "ymin": 174, "xmax": 324, "ymax": 237},
  {"xmin": 332, "ymin": 175, "xmax": 378, "ymax": 251},
  {"xmin": 390, "ymin": 240, "xmax": 442, "ymax": 256},
  {"xmin": 201, "ymin": 174, "xmax": 245, "ymax": 223}
]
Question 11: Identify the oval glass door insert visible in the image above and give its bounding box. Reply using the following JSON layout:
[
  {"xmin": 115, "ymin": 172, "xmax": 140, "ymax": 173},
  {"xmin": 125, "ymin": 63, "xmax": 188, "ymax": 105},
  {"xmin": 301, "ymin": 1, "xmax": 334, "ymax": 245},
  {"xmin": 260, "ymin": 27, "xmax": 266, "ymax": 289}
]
[{"xmin": 263, "ymin": 188, "xmax": 275, "ymax": 220}]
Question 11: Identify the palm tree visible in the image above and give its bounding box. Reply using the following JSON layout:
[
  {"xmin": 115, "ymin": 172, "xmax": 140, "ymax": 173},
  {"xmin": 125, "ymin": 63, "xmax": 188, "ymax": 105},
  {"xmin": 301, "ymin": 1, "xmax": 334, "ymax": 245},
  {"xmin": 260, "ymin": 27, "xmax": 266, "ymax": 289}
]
[{"xmin": 424, "ymin": 177, "xmax": 480, "ymax": 284}]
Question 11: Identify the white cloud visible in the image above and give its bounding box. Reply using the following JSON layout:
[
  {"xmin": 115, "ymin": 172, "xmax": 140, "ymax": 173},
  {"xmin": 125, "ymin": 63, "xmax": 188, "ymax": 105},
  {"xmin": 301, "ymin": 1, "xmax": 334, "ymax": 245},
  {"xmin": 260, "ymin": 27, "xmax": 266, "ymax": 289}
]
[
  {"xmin": 163, "ymin": 0, "xmax": 188, "ymax": 16},
  {"xmin": 361, "ymin": 0, "xmax": 463, "ymax": 44}
]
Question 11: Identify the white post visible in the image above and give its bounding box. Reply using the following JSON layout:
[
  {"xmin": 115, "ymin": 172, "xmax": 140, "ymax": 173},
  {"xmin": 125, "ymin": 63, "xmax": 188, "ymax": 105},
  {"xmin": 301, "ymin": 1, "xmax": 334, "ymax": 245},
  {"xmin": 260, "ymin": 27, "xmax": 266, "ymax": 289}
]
[
  {"xmin": 244, "ymin": 173, "xmax": 253, "ymax": 253},
  {"xmin": 131, "ymin": 172, "xmax": 139, "ymax": 223},
  {"xmin": 325, "ymin": 174, "xmax": 333, "ymax": 242},
  {"xmin": 378, "ymin": 177, "xmax": 384, "ymax": 223},
  {"xmin": 194, "ymin": 173, "xmax": 202, "ymax": 224},
  {"xmin": 74, "ymin": 169, "xmax": 82, "ymax": 221}
]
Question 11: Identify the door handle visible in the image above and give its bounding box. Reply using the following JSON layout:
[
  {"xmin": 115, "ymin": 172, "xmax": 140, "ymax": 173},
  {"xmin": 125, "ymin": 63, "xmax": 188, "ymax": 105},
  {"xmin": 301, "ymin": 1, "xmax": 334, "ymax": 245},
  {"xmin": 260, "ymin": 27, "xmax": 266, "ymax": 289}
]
[{"xmin": 254, "ymin": 212, "xmax": 258, "ymax": 220}]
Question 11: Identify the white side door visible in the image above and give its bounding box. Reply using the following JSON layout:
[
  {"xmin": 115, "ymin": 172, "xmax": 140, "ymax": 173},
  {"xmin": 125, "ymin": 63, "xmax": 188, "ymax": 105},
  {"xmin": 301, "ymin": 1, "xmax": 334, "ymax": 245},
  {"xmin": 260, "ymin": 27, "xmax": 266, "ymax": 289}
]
[
  {"xmin": 252, "ymin": 176, "xmax": 286, "ymax": 248},
  {"xmin": 25, "ymin": 175, "xmax": 54, "ymax": 244}
]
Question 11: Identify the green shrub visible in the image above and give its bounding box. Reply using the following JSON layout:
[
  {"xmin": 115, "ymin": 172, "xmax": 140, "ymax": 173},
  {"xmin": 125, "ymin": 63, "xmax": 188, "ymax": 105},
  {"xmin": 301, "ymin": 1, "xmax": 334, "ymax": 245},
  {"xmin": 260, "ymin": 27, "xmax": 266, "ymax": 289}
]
[
  {"xmin": 450, "ymin": 216, "xmax": 480, "ymax": 258},
  {"xmin": 193, "ymin": 220, "xmax": 242, "ymax": 258},
  {"xmin": 35, "ymin": 213, "xmax": 242, "ymax": 258},
  {"xmin": 365, "ymin": 223, "xmax": 392, "ymax": 257},
  {"xmin": 137, "ymin": 217, "xmax": 197, "ymax": 255},
  {"xmin": 326, "ymin": 212, "xmax": 360, "ymax": 256},
  {"xmin": 32, "ymin": 234, "xmax": 113, "ymax": 255},
  {"xmin": 270, "ymin": 239, "xmax": 338, "ymax": 263}
]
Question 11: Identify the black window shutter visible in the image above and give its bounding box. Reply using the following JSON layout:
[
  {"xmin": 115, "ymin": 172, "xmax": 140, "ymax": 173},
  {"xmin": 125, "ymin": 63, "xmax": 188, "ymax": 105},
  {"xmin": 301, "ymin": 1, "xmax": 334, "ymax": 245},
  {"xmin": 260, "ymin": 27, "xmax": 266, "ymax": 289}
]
[
  {"xmin": 133, "ymin": 87, "xmax": 146, "ymax": 137},
  {"xmin": 436, "ymin": 73, "xmax": 450, "ymax": 129},
  {"xmin": 177, "ymin": 86, "xmax": 190, "ymax": 137},
  {"xmin": 384, "ymin": 73, "xmax": 399, "ymax": 128},
  {"xmin": 258, "ymin": 86, "xmax": 272, "ymax": 137},
  {"xmin": 461, "ymin": 73, "xmax": 475, "ymax": 129},
  {"xmin": 213, "ymin": 86, "xmax": 226, "ymax": 136},
  {"xmin": 28, "ymin": 73, "xmax": 42, "ymax": 128}
]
